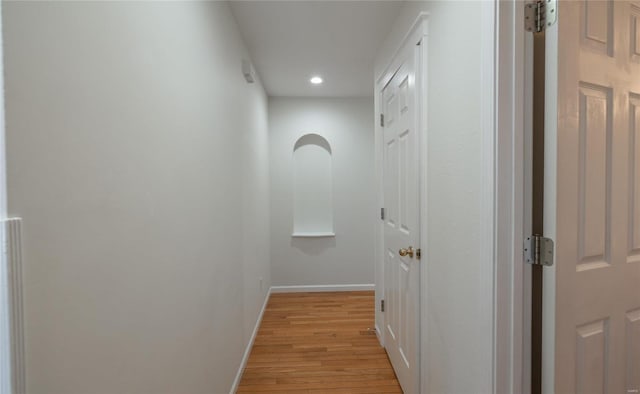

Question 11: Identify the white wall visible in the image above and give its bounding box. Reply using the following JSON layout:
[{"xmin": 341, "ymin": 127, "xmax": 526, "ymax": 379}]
[
  {"xmin": 269, "ymin": 98, "xmax": 375, "ymax": 287},
  {"xmin": 3, "ymin": 2, "xmax": 270, "ymax": 393},
  {"xmin": 375, "ymin": 2, "xmax": 495, "ymax": 393}
]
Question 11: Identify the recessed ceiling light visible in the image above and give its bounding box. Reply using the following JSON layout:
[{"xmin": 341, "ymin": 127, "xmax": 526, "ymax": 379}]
[{"xmin": 310, "ymin": 76, "xmax": 323, "ymax": 85}]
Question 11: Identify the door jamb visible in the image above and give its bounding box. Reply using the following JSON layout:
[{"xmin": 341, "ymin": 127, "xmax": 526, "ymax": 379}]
[
  {"xmin": 0, "ymin": 2, "xmax": 12, "ymax": 393},
  {"xmin": 495, "ymin": 1, "xmax": 533, "ymax": 393}
]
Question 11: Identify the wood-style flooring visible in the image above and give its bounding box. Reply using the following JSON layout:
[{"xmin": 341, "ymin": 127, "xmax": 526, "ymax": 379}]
[{"xmin": 237, "ymin": 291, "xmax": 402, "ymax": 394}]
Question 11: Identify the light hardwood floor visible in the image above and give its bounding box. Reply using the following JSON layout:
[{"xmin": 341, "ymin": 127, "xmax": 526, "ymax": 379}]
[{"xmin": 237, "ymin": 291, "xmax": 402, "ymax": 394}]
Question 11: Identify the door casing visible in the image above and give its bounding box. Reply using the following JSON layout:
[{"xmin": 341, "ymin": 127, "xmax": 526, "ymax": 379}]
[
  {"xmin": 374, "ymin": 14, "xmax": 428, "ymax": 392},
  {"xmin": 0, "ymin": 2, "xmax": 13, "ymax": 393}
]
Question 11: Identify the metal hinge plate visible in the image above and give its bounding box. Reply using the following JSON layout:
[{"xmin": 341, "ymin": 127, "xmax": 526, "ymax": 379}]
[
  {"xmin": 525, "ymin": 0, "xmax": 557, "ymax": 33},
  {"xmin": 381, "ymin": 299, "xmax": 385, "ymax": 312},
  {"xmin": 524, "ymin": 235, "xmax": 554, "ymax": 266},
  {"xmin": 381, "ymin": 208, "xmax": 385, "ymax": 220},
  {"xmin": 380, "ymin": 114, "xmax": 385, "ymax": 127}
]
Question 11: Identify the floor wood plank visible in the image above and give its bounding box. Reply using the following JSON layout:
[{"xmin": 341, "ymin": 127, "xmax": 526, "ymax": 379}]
[{"xmin": 237, "ymin": 291, "xmax": 402, "ymax": 393}]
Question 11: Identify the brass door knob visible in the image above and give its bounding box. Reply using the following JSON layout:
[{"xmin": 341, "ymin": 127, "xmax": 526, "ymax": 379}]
[{"xmin": 399, "ymin": 247, "xmax": 414, "ymax": 258}]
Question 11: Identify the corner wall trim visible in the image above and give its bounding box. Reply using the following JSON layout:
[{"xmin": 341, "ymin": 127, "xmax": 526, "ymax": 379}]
[
  {"xmin": 270, "ymin": 284, "xmax": 375, "ymax": 293},
  {"xmin": 229, "ymin": 288, "xmax": 271, "ymax": 394},
  {"xmin": 375, "ymin": 323, "xmax": 383, "ymax": 347}
]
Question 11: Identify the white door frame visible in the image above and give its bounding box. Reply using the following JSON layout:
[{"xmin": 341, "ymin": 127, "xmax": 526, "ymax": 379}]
[
  {"xmin": 494, "ymin": 1, "xmax": 533, "ymax": 393},
  {"xmin": 374, "ymin": 2, "xmax": 532, "ymax": 393},
  {"xmin": 0, "ymin": 2, "xmax": 13, "ymax": 393},
  {"xmin": 373, "ymin": 7, "xmax": 428, "ymax": 377},
  {"xmin": 374, "ymin": 13, "xmax": 428, "ymax": 346}
]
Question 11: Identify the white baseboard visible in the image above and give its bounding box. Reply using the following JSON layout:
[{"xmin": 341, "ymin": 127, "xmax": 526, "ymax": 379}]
[
  {"xmin": 270, "ymin": 284, "xmax": 375, "ymax": 293},
  {"xmin": 229, "ymin": 287, "xmax": 271, "ymax": 394}
]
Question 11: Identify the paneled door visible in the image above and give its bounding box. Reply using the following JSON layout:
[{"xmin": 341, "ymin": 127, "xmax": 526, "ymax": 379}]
[
  {"xmin": 381, "ymin": 38, "xmax": 420, "ymax": 394},
  {"xmin": 543, "ymin": 1, "xmax": 640, "ymax": 392}
]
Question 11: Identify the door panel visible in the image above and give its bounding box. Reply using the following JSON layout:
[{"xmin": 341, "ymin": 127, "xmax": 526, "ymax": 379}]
[
  {"xmin": 627, "ymin": 308, "xmax": 640, "ymax": 390},
  {"xmin": 630, "ymin": 94, "xmax": 640, "ymax": 264},
  {"xmin": 382, "ymin": 41, "xmax": 419, "ymax": 394},
  {"xmin": 576, "ymin": 83, "xmax": 611, "ymax": 271},
  {"xmin": 544, "ymin": 1, "xmax": 640, "ymax": 393}
]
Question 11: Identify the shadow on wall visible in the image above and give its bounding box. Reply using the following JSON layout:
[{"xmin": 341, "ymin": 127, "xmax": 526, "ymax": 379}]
[
  {"xmin": 294, "ymin": 133, "xmax": 332, "ymax": 153},
  {"xmin": 291, "ymin": 237, "xmax": 336, "ymax": 255}
]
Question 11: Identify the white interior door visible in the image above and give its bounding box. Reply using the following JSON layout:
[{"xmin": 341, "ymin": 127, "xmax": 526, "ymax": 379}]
[
  {"xmin": 543, "ymin": 1, "xmax": 640, "ymax": 392},
  {"xmin": 381, "ymin": 40, "xmax": 420, "ymax": 394}
]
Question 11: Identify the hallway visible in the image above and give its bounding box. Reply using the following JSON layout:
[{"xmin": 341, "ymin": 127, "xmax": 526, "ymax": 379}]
[
  {"xmin": 237, "ymin": 292, "xmax": 402, "ymax": 393},
  {"xmin": 0, "ymin": 1, "xmax": 524, "ymax": 393}
]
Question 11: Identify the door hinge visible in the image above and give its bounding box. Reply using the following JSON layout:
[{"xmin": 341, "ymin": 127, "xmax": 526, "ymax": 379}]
[
  {"xmin": 524, "ymin": 0, "xmax": 557, "ymax": 33},
  {"xmin": 524, "ymin": 235, "xmax": 554, "ymax": 266},
  {"xmin": 381, "ymin": 299, "xmax": 385, "ymax": 312},
  {"xmin": 380, "ymin": 114, "xmax": 385, "ymax": 127},
  {"xmin": 381, "ymin": 207, "xmax": 385, "ymax": 220}
]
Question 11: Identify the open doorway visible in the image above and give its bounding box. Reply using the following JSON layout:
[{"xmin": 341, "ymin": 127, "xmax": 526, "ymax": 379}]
[{"xmin": 232, "ymin": 1, "xmax": 504, "ymax": 393}]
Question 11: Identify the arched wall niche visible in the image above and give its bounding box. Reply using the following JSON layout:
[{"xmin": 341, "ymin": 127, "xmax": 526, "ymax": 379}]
[{"xmin": 292, "ymin": 133, "xmax": 334, "ymax": 237}]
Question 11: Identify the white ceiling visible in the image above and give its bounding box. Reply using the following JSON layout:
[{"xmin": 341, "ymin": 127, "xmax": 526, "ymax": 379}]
[{"xmin": 229, "ymin": 1, "xmax": 403, "ymax": 97}]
